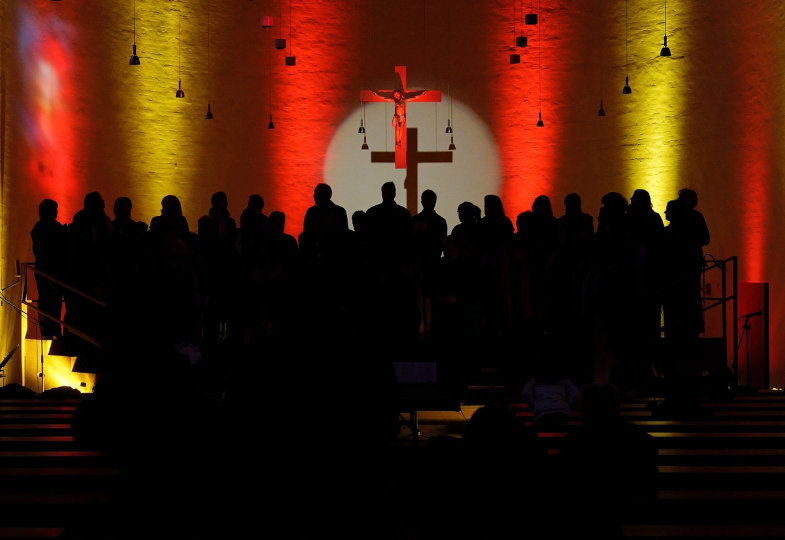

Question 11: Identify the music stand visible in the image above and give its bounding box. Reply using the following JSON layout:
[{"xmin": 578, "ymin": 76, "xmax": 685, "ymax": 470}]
[{"xmin": 735, "ymin": 311, "xmax": 762, "ymax": 389}]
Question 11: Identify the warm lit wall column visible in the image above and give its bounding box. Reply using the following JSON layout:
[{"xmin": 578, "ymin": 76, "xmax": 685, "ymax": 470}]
[
  {"xmin": 486, "ymin": 1, "xmax": 563, "ymax": 216},
  {"xmin": 125, "ymin": 0, "xmax": 201, "ymax": 225},
  {"xmin": 5, "ymin": 1, "xmax": 85, "ymax": 384},
  {"xmin": 618, "ymin": 0, "xmax": 689, "ymax": 214},
  {"xmin": 264, "ymin": 0, "xmax": 354, "ymax": 239}
]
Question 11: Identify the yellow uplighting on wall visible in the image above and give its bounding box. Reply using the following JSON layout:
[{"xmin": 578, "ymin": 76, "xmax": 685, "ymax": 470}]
[
  {"xmin": 123, "ymin": 0, "xmax": 203, "ymax": 224},
  {"xmin": 619, "ymin": 1, "xmax": 689, "ymax": 214}
]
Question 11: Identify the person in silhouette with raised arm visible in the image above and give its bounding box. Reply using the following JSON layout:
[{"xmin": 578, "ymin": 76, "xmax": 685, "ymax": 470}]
[{"xmin": 31, "ymin": 198, "xmax": 67, "ymax": 339}]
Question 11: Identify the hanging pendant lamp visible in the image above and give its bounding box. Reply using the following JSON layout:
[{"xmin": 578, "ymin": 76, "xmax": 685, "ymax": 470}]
[
  {"xmin": 361, "ymin": 135, "xmax": 369, "ymax": 150},
  {"xmin": 598, "ymin": 100, "xmax": 606, "ymax": 116},
  {"xmin": 660, "ymin": 0, "xmax": 671, "ymax": 57},
  {"xmin": 622, "ymin": 0, "xmax": 631, "ymax": 94},
  {"xmin": 535, "ymin": 1, "xmax": 543, "ymax": 127},
  {"xmin": 285, "ymin": 0, "xmax": 296, "ymax": 65},
  {"xmin": 525, "ymin": 0, "xmax": 538, "ymax": 25},
  {"xmin": 175, "ymin": 14, "xmax": 184, "ymax": 98},
  {"xmin": 205, "ymin": 3, "xmax": 213, "ymax": 118},
  {"xmin": 129, "ymin": 0, "xmax": 140, "ymax": 65}
]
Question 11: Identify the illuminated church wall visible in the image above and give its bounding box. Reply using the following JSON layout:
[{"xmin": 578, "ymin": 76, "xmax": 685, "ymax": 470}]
[{"xmin": 1, "ymin": 0, "xmax": 784, "ymax": 387}]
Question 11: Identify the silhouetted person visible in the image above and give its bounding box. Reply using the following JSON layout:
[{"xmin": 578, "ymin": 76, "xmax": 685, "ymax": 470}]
[
  {"xmin": 555, "ymin": 193, "xmax": 596, "ymax": 385},
  {"xmin": 236, "ymin": 194, "xmax": 269, "ymax": 261},
  {"xmin": 619, "ymin": 189, "xmax": 665, "ymax": 395},
  {"xmin": 529, "ymin": 195, "xmax": 560, "ymax": 325},
  {"xmin": 677, "ymin": 187, "xmax": 710, "ymax": 335},
  {"xmin": 411, "ymin": 189, "xmax": 448, "ymax": 338},
  {"xmin": 262, "ymin": 210, "xmax": 301, "ymax": 337},
  {"xmin": 365, "ymin": 181, "xmax": 413, "ymax": 267},
  {"xmin": 557, "ymin": 192, "xmax": 595, "ymax": 314},
  {"xmin": 65, "ymin": 191, "xmax": 113, "ymax": 347},
  {"xmin": 300, "ymin": 183, "xmax": 349, "ymax": 260},
  {"xmin": 198, "ymin": 191, "xmax": 240, "ymax": 346},
  {"xmin": 592, "ymin": 192, "xmax": 630, "ymax": 383},
  {"xmin": 558, "ymin": 382, "xmax": 658, "ymax": 538},
  {"xmin": 476, "ymin": 194, "xmax": 514, "ymax": 338},
  {"xmin": 106, "ymin": 196, "xmax": 149, "ymax": 330},
  {"xmin": 30, "ymin": 199, "xmax": 67, "ymax": 339},
  {"xmin": 365, "ymin": 181, "xmax": 418, "ymax": 343},
  {"xmin": 521, "ymin": 351, "xmax": 580, "ymax": 423},
  {"xmin": 661, "ymin": 198, "xmax": 704, "ymax": 350},
  {"xmin": 149, "ymin": 194, "xmax": 190, "ymax": 238},
  {"xmin": 146, "ymin": 195, "xmax": 201, "ymax": 347}
]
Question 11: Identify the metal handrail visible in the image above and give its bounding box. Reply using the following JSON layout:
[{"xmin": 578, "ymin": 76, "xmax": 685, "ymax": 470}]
[{"xmin": 19, "ymin": 261, "xmax": 103, "ymax": 349}]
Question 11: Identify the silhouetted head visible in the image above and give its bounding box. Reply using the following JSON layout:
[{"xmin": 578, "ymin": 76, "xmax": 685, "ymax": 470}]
[
  {"xmin": 464, "ymin": 404, "xmax": 516, "ymax": 446},
  {"xmin": 38, "ymin": 199, "xmax": 58, "ymax": 221},
  {"xmin": 83, "ymin": 191, "xmax": 105, "ymax": 215},
  {"xmin": 381, "ymin": 181, "xmax": 396, "ymax": 202},
  {"xmin": 664, "ymin": 199, "xmax": 684, "ymax": 223},
  {"xmin": 630, "ymin": 189, "xmax": 652, "ymax": 209},
  {"xmin": 600, "ymin": 192, "xmax": 628, "ymax": 215},
  {"xmin": 210, "ymin": 191, "xmax": 228, "ymax": 210},
  {"xmin": 352, "ymin": 210, "xmax": 368, "ymax": 232},
  {"xmin": 161, "ymin": 195, "xmax": 183, "ymax": 218},
  {"xmin": 313, "ymin": 183, "xmax": 332, "ymax": 205},
  {"xmin": 484, "ymin": 194, "xmax": 504, "ymax": 218},
  {"xmin": 532, "ymin": 195, "xmax": 553, "ymax": 218},
  {"xmin": 678, "ymin": 188, "xmax": 698, "ymax": 209},
  {"xmin": 113, "ymin": 196, "xmax": 133, "ymax": 221},
  {"xmin": 248, "ymin": 194, "xmax": 264, "ymax": 212},
  {"xmin": 420, "ymin": 189, "xmax": 437, "ymax": 211},
  {"xmin": 516, "ymin": 210, "xmax": 533, "ymax": 233},
  {"xmin": 457, "ymin": 201, "xmax": 477, "ymax": 224},
  {"xmin": 564, "ymin": 192, "xmax": 582, "ymax": 215},
  {"xmin": 269, "ymin": 210, "xmax": 285, "ymax": 234}
]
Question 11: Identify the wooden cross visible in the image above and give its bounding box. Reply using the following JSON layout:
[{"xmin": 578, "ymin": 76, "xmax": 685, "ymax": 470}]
[
  {"xmin": 360, "ymin": 66, "xmax": 442, "ymax": 169},
  {"xmin": 371, "ymin": 127, "xmax": 453, "ymax": 214}
]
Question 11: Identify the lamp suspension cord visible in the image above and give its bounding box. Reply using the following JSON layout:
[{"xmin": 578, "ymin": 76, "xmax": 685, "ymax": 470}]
[
  {"xmin": 538, "ymin": 0, "xmax": 541, "ymax": 113},
  {"xmin": 625, "ymin": 0, "xmax": 629, "ymax": 76}
]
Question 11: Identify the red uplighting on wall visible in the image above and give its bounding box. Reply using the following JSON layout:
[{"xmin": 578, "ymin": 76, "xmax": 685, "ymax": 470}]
[
  {"xmin": 489, "ymin": 3, "xmax": 563, "ymax": 218},
  {"xmin": 264, "ymin": 2, "xmax": 350, "ymax": 239},
  {"xmin": 19, "ymin": 4, "xmax": 81, "ymax": 221}
]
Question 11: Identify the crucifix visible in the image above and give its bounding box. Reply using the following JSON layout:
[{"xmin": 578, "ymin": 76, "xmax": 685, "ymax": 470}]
[
  {"xmin": 360, "ymin": 66, "xmax": 442, "ymax": 169},
  {"xmin": 372, "ymin": 127, "xmax": 453, "ymax": 214}
]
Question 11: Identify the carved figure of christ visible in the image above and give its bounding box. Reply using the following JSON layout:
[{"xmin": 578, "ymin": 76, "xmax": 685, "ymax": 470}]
[{"xmin": 360, "ymin": 66, "xmax": 442, "ymax": 168}]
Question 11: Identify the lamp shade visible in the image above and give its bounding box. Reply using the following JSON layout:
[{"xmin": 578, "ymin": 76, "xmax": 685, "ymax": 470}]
[{"xmin": 129, "ymin": 43, "xmax": 140, "ymax": 65}]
